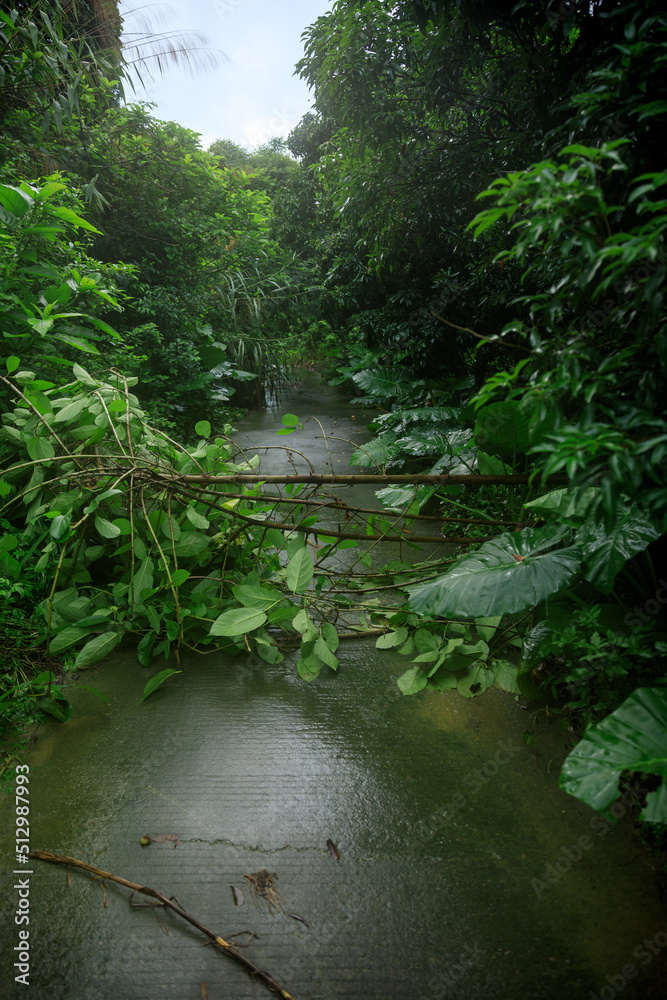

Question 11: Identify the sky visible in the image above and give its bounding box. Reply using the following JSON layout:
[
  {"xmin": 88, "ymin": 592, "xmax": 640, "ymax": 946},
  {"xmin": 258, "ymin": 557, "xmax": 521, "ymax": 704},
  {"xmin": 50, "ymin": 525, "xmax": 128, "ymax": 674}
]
[{"xmin": 119, "ymin": 0, "xmax": 333, "ymax": 152}]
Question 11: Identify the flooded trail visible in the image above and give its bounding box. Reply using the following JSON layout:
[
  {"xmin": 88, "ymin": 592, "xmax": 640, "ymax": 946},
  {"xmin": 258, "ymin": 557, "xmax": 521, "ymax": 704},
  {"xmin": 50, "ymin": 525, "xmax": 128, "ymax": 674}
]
[{"xmin": 1, "ymin": 372, "xmax": 665, "ymax": 1000}]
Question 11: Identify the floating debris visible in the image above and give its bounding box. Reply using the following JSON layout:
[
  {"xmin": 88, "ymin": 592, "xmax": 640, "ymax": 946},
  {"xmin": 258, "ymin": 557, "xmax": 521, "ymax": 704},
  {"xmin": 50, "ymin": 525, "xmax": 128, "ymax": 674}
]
[
  {"xmin": 151, "ymin": 833, "xmax": 183, "ymax": 847},
  {"xmin": 245, "ymin": 870, "xmax": 282, "ymax": 915},
  {"xmin": 288, "ymin": 913, "xmax": 309, "ymax": 928},
  {"xmin": 326, "ymin": 838, "xmax": 340, "ymax": 860},
  {"xmin": 230, "ymin": 885, "xmax": 245, "ymax": 907}
]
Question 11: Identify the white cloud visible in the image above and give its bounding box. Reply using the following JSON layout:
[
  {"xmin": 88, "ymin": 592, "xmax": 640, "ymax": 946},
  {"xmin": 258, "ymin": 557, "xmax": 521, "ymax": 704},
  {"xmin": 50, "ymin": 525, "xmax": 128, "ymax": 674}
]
[{"xmin": 120, "ymin": 0, "xmax": 331, "ymax": 150}]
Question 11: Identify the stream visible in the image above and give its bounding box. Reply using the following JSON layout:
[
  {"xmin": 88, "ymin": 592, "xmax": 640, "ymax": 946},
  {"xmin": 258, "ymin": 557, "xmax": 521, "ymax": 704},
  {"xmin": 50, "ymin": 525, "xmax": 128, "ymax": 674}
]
[{"xmin": 1, "ymin": 371, "xmax": 665, "ymax": 1000}]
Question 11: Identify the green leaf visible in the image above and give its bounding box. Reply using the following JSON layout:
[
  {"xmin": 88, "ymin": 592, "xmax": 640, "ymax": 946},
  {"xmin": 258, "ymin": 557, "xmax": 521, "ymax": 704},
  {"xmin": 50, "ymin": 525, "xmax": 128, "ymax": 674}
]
[
  {"xmin": 560, "ymin": 688, "xmax": 667, "ymax": 823},
  {"xmin": 173, "ymin": 531, "xmax": 209, "ymax": 558},
  {"xmin": 171, "ymin": 569, "xmax": 191, "ymax": 587},
  {"xmin": 232, "ymin": 584, "xmax": 282, "ymax": 610},
  {"xmin": 353, "ymin": 367, "xmax": 414, "ymax": 401},
  {"xmin": 48, "ymin": 626, "xmax": 89, "ymax": 654},
  {"xmin": 281, "ymin": 413, "xmax": 300, "ymax": 426},
  {"xmin": 524, "ymin": 487, "xmax": 599, "ymax": 524},
  {"xmin": 409, "ymin": 525, "xmax": 581, "ymax": 617},
  {"xmin": 146, "ymin": 605, "xmax": 161, "ymax": 634},
  {"xmin": 72, "ymin": 363, "xmax": 98, "ymax": 387},
  {"xmin": 47, "ymin": 205, "xmax": 100, "ymax": 232},
  {"xmin": 314, "ymin": 636, "xmax": 338, "ymax": 670},
  {"xmin": 210, "ymin": 607, "xmax": 267, "ymax": 637},
  {"xmin": 577, "ymin": 505, "xmax": 660, "ymax": 594},
  {"xmin": 133, "ymin": 557, "xmax": 155, "ymax": 599},
  {"xmin": 0, "ymin": 184, "xmax": 33, "ymax": 218},
  {"xmin": 457, "ymin": 661, "xmax": 495, "ymax": 699},
  {"xmin": 321, "ymin": 621, "xmax": 339, "ymax": 651},
  {"xmin": 492, "ymin": 659, "xmax": 522, "ymax": 693},
  {"xmin": 37, "ymin": 694, "xmax": 72, "ymax": 722},
  {"xmin": 376, "ymin": 627, "xmax": 408, "ymax": 649},
  {"xmin": 397, "ymin": 666, "xmax": 428, "ymax": 696},
  {"xmin": 26, "ymin": 436, "xmax": 55, "ymax": 461},
  {"xmin": 350, "ymin": 437, "xmax": 393, "ymax": 469},
  {"xmin": 54, "ymin": 333, "xmax": 99, "ymax": 354},
  {"xmin": 54, "ymin": 397, "xmax": 87, "ymax": 423},
  {"xmin": 25, "ymin": 390, "xmax": 52, "ymax": 415},
  {"xmin": 475, "ymin": 616, "xmax": 502, "ymax": 642},
  {"xmin": 195, "ymin": 420, "xmax": 211, "ymax": 438},
  {"xmin": 49, "ymin": 514, "xmax": 71, "ymax": 541},
  {"xmin": 286, "ymin": 546, "xmax": 314, "ymax": 594},
  {"xmin": 95, "ymin": 515, "xmax": 121, "ymax": 539},
  {"xmin": 441, "ymin": 639, "xmax": 488, "ymax": 672},
  {"xmin": 74, "ymin": 631, "xmax": 123, "ymax": 669},
  {"xmin": 474, "ymin": 401, "xmax": 530, "ymax": 456},
  {"xmin": 477, "ymin": 451, "xmax": 512, "ymax": 475},
  {"xmin": 186, "ymin": 506, "xmax": 210, "ymax": 530},
  {"xmin": 297, "ymin": 648, "xmax": 324, "ymax": 681},
  {"xmin": 140, "ymin": 668, "xmax": 182, "ymax": 702}
]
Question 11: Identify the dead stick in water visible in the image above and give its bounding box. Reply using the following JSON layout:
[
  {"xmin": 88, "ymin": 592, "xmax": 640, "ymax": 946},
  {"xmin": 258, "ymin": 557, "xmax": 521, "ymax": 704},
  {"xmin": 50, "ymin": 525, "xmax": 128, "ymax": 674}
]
[{"xmin": 28, "ymin": 851, "xmax": 294, "ymax": 999}]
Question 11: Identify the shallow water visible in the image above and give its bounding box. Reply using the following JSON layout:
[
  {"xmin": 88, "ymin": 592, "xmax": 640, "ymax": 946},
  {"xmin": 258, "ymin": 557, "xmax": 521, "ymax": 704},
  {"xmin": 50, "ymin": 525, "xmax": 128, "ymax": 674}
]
[{"xmin": 1, "ymin": 374, "xmax": 665, "ymax": 999}]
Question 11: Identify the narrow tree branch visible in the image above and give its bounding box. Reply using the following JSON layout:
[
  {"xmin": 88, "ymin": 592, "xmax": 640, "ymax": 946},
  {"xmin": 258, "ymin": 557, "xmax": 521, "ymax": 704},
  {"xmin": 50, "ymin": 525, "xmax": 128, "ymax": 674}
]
[{"xmin": 28, "ymin": 851, "xmax": 294, "ymax": 999}]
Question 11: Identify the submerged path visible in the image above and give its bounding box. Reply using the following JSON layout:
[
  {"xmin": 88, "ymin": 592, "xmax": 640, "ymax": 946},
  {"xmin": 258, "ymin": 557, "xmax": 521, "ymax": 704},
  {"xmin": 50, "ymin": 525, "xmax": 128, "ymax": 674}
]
[{"xmin": 1, "ymin": 373, "xmax": 665, "ymax": 999}]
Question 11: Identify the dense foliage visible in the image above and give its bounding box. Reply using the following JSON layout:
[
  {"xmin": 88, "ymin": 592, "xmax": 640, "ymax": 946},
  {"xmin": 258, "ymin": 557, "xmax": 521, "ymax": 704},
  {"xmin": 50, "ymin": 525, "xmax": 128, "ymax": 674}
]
[{"xmin": 1, "ymin": 0, "xmax": 666, "ymax": 827}]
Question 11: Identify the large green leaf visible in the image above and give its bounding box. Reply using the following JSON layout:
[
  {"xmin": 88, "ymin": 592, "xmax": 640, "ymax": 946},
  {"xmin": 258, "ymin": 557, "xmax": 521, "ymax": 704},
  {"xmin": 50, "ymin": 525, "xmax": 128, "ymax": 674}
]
[
  {"xmin": 457, "ymin": 661, "xmax": 495, "ymax": 698},
  {"xmin": 576, "ymin": 504, "xmax": 660, "ymax": 594},
  {"xmin": 409, "ymin": 525, "xmax": 581, "ymax": 617},
  {"xmin": 133, "ymin": 557, "xmax": 154, "ymax": 599},
  {"xmin": 95, "ymin": 515, "xmax": 121, "ymax": 539},
  {"xmin": 524, "ymin": 487, "xmax": 600, "ymax": 524},
  {"xmin": 474, "ymin": 399, "xmax": 555, "ymax": 458},
  {"xmin": 350, "ymin": 437, "xmax": 395, "ymax": 468},
  {"xmin": 352, "ymin": 366, "xmax": 415, "ymax": 401},
  {"xmin": 173, "ymin": 530, "xmax": 209, "ymax": 558},
  {"xmin": 74, "ymin": 631, "xmax": 122, "ymax": 669},
  {"xmin": 232, "ymin": 584, "xmax": 282, "ymax": 609},
  {"xmin": 376, "ymin": 485, "xmax": 437, "ymax": 510},
  {"xmin": 48, "ymin": 626, "xmax": 89, "ymax": 654},
  {"xmin": 26, "ymin": 436, "xmax": 55, "ymax": 461},
  {"xmin": 560, "ymin": 688, "xmax": 667, "ymax": 823},
  {"xmin": 397, "ymin": 665, "xmax": 428, "ymax": 695},
  {"xmin": 474, "ymin": 401, "xmax": 531, "ymax": 457},
  {"xmin": 286, "ymin": 546, "xmax": 314, "ymax": 594},
  {"xmin": 210, "ymin": 607, "xmax": 267, "ymax": 637}
]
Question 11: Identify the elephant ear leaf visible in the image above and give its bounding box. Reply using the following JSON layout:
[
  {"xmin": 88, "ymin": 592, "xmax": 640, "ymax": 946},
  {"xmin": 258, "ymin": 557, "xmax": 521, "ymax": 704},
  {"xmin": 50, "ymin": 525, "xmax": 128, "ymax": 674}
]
[
  {"xmin": 409, "ymin": 524, "xmax": 581, "ymax": 618},
  {"xmin": 559, "ymin": 688, "xmax": 667, "ymax": 823},
  {"xmin": 576, "ymin": 503, "xmax": 660, "ymax": 594}
]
